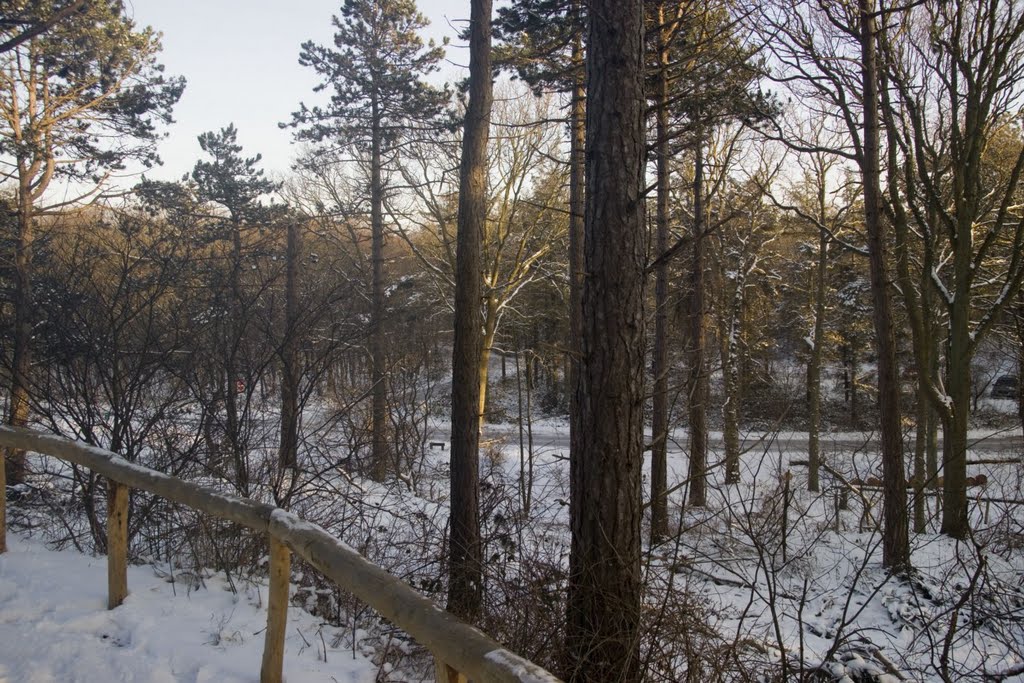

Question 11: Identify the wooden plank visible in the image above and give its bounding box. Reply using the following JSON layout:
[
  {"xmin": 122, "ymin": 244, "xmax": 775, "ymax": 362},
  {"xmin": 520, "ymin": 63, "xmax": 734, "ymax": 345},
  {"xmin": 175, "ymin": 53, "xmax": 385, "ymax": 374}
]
[
  {"xmin": 261, "ymin": 536, "xmax": 290, "ymax": 683},
  {"xmin": 0, "ymin": 427, "xmax": 274, "ymax": 532},
  {"xmin": 268, "ymin": 510, "xmax": 562, "ymax": 683},
  {"xmin": 107, "ymin": 480, "xmax": 129, "ymax": 609},
  {"xmin": 435, "ymin": 657, "xmax": 468, "ymax": 683}
]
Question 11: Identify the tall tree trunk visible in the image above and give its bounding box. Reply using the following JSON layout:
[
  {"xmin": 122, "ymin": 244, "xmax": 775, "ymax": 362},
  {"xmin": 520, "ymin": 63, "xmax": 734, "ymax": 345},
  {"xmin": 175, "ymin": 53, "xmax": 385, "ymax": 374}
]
[
  {"xmin": 650, "ymin": 0, "xmax": 671, "ymax": 542},
  {"xmin": 722, "ymin": 277, "xmax": 743, "ymax": 486},
  {"xmin": 447, "ymin": 0, "xmax": 492, "ymax": 623},
  {"xmin": 927, "ymin": 315, "xmax": 941, "ymax": 491},
  {"xmin": 1017, "ymin": 297, "xmax": 1024, "ymax": 437},
  {"xmin": 226, "ymin": 219, "xmax": 247, "ymax": 496},
  {"xmin": 370, "ymin": 112, "xmax": 389, "ymax": 482},
  {"xmin": 913, "ymin": 394, "xmax": 935, "ymax": 530},
  {"xmin": 807, "ymin": 230, "xmax": 829, "ymax": 493},
  {"xmin": 567, "ymin": 0, "xmax": 585, "ymax": 526},
  {"xmin": 6, "ymin": 177, "xmax": 33, "ymax": 488},
  {"xmin": 941, "ymin": 285, "xmax": 972, "ymax": 538},
  {"xmin": 567, "ymin": 0, "xmax": 645, "ymax": 677},
  {"xmin": 278, "ymin": 219, "xmax": 301, "ymax": 506},
  {"xmin": 686, "ymin": 139, "xmax": 708, "ymax": 508},
  {"xmin": 915, "ymin": 226, "xmax": 937, "ymax": 530},
  {"xmin": 861, "ymin": 0, "xmax": 909, "ymax": 569},
  {"xmin": 478, "ymin": 295, "xmax": 498, "ymax": 426}
]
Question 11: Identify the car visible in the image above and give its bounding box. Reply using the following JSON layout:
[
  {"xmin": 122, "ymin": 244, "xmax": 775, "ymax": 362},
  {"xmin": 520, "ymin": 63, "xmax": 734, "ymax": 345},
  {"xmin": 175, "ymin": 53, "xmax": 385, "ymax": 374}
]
[{"xmin": 992, "ymin": 374, "xmax": 1019, "ymax": 399}]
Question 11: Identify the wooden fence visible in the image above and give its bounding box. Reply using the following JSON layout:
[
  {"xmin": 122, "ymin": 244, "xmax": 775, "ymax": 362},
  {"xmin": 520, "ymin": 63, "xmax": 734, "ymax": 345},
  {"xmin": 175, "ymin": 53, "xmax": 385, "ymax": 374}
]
[{"xmin": 0, "ymin": 426, "xmax": 562, "ymax": 683}]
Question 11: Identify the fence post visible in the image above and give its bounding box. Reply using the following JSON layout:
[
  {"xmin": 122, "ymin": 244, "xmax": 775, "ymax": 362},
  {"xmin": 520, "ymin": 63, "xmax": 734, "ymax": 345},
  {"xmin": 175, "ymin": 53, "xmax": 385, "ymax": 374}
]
[
  {"xmin": 107, "ymin": 480, "xmax": 129, "ymax": 609},
  {"xmin": 261, "ymin": 536, "xmax": 290, "ymax": 683},
  {"xmin": 435, "ymin": 657, "xmax": 468, "ymax": 683}
]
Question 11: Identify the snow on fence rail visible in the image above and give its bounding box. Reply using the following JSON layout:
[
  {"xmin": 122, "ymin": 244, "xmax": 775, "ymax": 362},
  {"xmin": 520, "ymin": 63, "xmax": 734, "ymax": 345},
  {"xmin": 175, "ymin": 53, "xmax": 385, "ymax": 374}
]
[{"xmin": 0, "ymin": 426, "xmax": 562, "ymax": 683}]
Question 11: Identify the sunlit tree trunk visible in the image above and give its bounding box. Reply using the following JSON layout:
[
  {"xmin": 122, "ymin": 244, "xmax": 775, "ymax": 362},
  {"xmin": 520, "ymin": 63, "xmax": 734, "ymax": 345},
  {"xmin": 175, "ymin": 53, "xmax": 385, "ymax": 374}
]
[{"xmin": 448, "ymin": 0, "xmax": 492, "ymax": 623}]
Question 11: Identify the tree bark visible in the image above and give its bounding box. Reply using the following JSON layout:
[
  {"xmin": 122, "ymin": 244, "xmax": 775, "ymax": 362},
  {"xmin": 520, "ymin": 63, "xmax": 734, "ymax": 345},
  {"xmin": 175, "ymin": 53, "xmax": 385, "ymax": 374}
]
[
  {"xmin": 6, "ymin": 173, "xmax": 33, "ymax": 487},
  {"xmin": 650, "ymin": 0, "xmax": 671, "ymax": 541},
  {"xmin": 370, "ymin": 109, "xmax": 389, "ymax": 482},
  {"xmin": 567, "ymin": 0, "xmax": 585, "ymax": 526},
  {"xmin": 567, "ymin": 0, "xmax": 646, "ymax": 678},
  {"xmin": 686, "ymin": 140, "xmax": 709, "ymax": 508},
  {"xmin": 478, "ymin": 295, "xmax": 499, "ymax": 426},
  {"xmin": 807, "ymin": 230, "xmax": 829, "ymax": 493},
  {"xmin": 861, "ymin": 0, "xmax": 909, "ymax": 569},
  {"xmin": 941, "ymin": 297, "xmax": 971, "ymax": 538},
  {"xmin": 278, "ymin": 219, "xmax": 301, "ymax": 504},
  {"xmin": 447, "ymin": 0, "xmax": 492, "ymax": 623},
  {"xmin": 722, "ymin": 264, "xmax": 745, "ymax": 486}
]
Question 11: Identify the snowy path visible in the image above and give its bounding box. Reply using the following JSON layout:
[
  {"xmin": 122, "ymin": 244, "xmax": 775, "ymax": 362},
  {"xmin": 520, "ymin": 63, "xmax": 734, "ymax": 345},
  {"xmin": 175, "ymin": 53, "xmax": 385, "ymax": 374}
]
[
  {"xmin": 0, "ymin": 533, "xmax": 377, "ymax": 683},
  {"xmin": 430, "ymin": 420, "xmax": 1024, "ymax": 455}
]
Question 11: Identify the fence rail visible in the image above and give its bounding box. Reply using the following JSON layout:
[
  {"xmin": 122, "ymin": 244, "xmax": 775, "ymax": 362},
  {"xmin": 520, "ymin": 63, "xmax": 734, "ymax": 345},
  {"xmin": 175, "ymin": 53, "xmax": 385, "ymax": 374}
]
[{"xmin": 0, "ymin": 426, "xmax": 561, "ymax": 683}]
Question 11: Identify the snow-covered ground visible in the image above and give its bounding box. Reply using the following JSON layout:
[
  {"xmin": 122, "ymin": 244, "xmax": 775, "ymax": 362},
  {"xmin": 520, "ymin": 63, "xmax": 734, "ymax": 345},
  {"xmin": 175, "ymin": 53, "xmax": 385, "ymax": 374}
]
[
  {"xmin": 0, "ymin": 533, "xmax": 377, "ymax": 682},
  {"xmin": 8, "ymin": 392, "xmax": 1024, "ymax": 681}
]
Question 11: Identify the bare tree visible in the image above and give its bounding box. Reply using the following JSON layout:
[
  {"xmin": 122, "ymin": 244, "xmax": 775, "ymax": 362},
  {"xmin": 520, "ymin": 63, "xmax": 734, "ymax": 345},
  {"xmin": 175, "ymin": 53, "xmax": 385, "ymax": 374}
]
[
  {"xmin": 0, "ymin": 0, "xmax": 181, "ymax": 552},
  {"xmin": 859, "ymin": 0, "xmax": 908, "ymax": 569},
  {"xmin": 881, "ymin": 0, "xmax": 1024, "ymax": 539},
  {"xmin": 754, "ymin": 0, "xmax": 909, "ymax": 569},
  {"xmin": 397, "ymin": 87, "xmax": 565, "ymax": 422}
]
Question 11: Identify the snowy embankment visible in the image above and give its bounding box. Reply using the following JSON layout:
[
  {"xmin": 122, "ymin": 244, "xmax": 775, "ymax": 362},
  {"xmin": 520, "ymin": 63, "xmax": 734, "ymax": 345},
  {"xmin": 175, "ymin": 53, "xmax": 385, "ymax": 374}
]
[{"xmin": 0, "ymin": 533, "xmax": 376, "ymax": 682}]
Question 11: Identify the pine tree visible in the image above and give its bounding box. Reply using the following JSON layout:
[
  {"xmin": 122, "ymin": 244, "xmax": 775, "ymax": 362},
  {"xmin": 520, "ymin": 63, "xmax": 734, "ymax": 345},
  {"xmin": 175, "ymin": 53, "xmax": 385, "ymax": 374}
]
[
  {"xmin": 0, "ymin": 0, "xmax": 87, "ymax": 54},
  {"xmin": 448, "ymin": 0, "xmax": 493, "ymax": 626},
  {"xmin": 567, "ymin": 0, "xmax": 646, "ymax": 677},
  {"xmin": 0, "ymin": 0, "xmax": 182, "ymax": 552},
  {"xmin": 190, "ymin": 125, "xmax": 281, "ymax": 497},
  {"xmin": 289, "ymin": 0, "xmax": 447, "ymax": 481}
]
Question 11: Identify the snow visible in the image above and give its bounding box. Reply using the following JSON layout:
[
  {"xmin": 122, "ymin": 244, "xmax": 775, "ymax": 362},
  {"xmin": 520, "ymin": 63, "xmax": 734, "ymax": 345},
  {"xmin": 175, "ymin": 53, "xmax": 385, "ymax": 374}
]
[
  {"xmin": 484, "ymin": 649, "xmax": 563, "ymax": 683},
  {"xmin": 0, "ymin": 533, "xmax": 377, "ymax": 682},
  {"xmin": 8, "ymin": 382, "xmax": 1024, "ymax": 681},
  {"xmin": 932, "ymin": 268, "xmax": 954, "ymax": 305}
]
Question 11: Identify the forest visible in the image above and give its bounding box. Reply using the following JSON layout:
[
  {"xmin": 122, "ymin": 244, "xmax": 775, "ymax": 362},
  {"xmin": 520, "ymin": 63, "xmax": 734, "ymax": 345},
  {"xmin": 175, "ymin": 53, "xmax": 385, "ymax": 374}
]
[{"xmin": 2, "ymin": 0, "xmax": 1024, "ymax": 681}]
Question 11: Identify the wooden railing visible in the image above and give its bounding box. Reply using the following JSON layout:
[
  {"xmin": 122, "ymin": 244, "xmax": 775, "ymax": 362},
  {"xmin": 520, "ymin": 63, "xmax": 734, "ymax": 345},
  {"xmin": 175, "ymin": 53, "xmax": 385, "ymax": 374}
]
[{"xmin": 0, "ymin": 426, "xmax": 562, "ymax": 683}]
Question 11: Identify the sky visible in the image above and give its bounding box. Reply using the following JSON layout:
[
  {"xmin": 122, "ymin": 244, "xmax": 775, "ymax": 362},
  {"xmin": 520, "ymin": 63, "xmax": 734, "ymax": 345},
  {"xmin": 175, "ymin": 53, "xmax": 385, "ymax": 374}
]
[{"xmin": 124, "ymin": 0, "xmax": 472, "ymax": 183}]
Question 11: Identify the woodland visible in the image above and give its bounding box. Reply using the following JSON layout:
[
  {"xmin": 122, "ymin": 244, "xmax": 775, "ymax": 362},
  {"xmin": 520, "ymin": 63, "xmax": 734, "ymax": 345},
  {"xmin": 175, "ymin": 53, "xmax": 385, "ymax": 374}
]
[{"xmin": 2, "ymin": 0, "xmax": 1024, "ymax": 681}]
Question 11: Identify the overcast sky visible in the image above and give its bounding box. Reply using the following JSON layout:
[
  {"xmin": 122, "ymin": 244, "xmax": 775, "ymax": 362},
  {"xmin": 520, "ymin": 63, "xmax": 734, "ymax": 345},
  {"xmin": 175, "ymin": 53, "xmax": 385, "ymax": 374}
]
[{"xmin": 124, "ymin": 0, "xmax": 471, "ymax": 183}]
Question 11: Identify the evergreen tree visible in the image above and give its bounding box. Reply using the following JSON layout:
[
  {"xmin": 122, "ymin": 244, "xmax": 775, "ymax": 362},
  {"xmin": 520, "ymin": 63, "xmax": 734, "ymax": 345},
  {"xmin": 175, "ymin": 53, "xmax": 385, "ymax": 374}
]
[
  {"xmin": 193, "ymin": 125, "xmax": 281, "ymax": 226},
  {"xmin": 648, "ymin": 2, "xmax": 773, "ymax": 511},
  {"xmin": 494, "ymin": 0, "xmax": 585, "ymax": 92},
  {"xmin": 448, "ymin": 0, "xmax": 493, "ymax": 627},
  {"xmin": 0, "ymin": 0, "xmax": 182, "ymax": 553},
  {"xmin": 190, "ymin": 124, "xmax": 281, "ymax": 497},
  {"xmin": 568, "ymin": 0, "xmax": 646, "ymax": 677},
  {"xmin": 0, "ymin": 0, "xmax": 87, "ymax": 54},
  {"xmin": 289, "ymin": 0, "xmax": 448, "ymax": 481}
]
